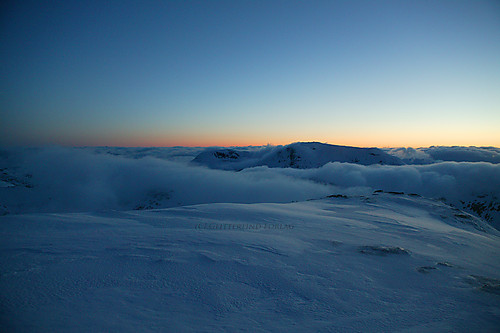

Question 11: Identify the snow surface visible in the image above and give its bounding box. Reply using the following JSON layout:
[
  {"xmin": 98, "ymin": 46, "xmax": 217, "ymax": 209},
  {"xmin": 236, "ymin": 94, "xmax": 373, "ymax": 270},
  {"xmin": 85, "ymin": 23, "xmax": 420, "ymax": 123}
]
[{"xmin": 1, "ymin": 194, "xmax": 499, "ymax": 331}]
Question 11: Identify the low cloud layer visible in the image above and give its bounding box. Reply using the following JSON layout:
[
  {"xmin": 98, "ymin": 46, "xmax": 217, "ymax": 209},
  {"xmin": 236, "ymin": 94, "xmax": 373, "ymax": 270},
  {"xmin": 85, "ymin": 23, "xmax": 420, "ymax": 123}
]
[
  {"xmin": 0, "ymin": 147, "xmax": 499, "ymax": 221},
  {"xmin": 0, "ymin": 147, "xmax": 332, "ymax": 213},
  {"xmin": 266, "ymin": 161, "xmax": 500, "ymax": 201},
  {"xmin": 386, "ymin": 146, "xmax": 500, "ymax": 164}
]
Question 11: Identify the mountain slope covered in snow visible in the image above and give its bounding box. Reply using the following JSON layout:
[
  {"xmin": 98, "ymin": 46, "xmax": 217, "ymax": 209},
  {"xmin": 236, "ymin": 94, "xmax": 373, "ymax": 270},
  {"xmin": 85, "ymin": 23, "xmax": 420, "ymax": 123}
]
[
  {"xmin": 1, "ymin": 193, "xmax": 499, "ymax": 332},
  {"xmin": 192, "ymin": 142, "xmax": 403, "ymax": 170}
]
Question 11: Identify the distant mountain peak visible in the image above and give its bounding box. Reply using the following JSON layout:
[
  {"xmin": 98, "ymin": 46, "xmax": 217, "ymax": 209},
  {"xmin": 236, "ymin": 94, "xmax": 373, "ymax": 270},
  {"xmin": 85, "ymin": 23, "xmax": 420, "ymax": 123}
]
[{"xmin": 192, "ymin": 142, "xmax": 404, "ymax": 170}]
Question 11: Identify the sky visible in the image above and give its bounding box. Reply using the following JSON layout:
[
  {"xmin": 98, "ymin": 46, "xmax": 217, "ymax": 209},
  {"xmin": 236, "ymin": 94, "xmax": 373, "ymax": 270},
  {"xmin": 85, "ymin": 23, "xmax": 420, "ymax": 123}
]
[{"xmin": 1, "ymin": 0, "xmax": 499, "ymax": 148}]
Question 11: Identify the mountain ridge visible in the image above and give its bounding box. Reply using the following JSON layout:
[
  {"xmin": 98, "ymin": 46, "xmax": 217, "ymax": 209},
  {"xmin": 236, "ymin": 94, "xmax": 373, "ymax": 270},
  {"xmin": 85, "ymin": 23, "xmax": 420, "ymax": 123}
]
[{"xmin": 192, "ymin": 142, "xmax": 404, "ymax": 170}]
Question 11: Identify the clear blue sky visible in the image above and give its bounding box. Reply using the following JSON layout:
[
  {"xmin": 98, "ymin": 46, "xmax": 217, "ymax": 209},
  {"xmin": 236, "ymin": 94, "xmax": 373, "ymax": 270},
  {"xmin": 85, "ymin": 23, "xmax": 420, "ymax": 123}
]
[{"xmin": 1, "ymin": 0, "xmax": 499, "ymax": 147}]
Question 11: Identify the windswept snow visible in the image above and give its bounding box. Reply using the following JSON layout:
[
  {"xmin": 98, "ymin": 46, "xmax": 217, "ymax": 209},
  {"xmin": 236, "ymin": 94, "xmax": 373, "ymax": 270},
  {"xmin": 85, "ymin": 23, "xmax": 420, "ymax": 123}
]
[{"xmin": 1, "ymin": 194, "xmax": 499, "ymax": 331}]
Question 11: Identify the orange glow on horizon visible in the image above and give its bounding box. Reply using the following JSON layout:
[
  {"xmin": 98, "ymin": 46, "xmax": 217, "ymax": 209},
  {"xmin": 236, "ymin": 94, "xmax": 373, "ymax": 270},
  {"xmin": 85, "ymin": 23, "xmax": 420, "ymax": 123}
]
[
  {"xmin": 29, "ymin": 123, "xmax": 500, "ymax": 149},
  {"xmin": 64, "ymin": 133, "xmax": 500, "ymax": 149}
]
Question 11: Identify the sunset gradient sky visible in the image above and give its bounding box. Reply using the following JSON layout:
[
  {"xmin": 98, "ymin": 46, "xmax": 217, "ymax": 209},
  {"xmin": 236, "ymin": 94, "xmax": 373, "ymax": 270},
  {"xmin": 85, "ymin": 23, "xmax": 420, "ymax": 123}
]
[{"xmin": 1, "ymin": 0, "xmax": 499, "ymax": 147}]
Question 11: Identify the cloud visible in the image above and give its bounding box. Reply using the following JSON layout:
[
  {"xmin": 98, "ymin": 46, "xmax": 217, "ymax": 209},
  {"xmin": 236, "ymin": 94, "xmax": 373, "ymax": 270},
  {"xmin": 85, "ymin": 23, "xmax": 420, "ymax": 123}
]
[
  {"xmin": 263, "ymin": 161, "xmax": 500, "ymax": 201},
  {"xmin": 88, "ymin": 146, "xmax": 207, "ymax": 163},
  {"xmin": 424, "ymin": 146, "xmax": 500, "ymax": 163},
  {"xmin": 385, "ymin": 147, "xmax": 433, "ymax": 164},
  {"xmin": 385, "ymin": 146, "xmax": 500, "ymax": 164},
  {"xmin": 1, "ymin": 147, "xmax": 332, "ymax": 213},
  {"xmin": 1, "ymin": 147, "xmax": 499, "ymax": 217}
]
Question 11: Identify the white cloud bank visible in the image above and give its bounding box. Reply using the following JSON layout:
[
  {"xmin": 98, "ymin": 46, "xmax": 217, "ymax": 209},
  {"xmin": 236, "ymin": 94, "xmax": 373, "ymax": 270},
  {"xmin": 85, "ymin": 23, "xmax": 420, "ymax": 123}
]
[
  {"xmin": 0, "ymin": 147, "xmax": 332, "ymax": 213},
  {"xmin": 265, "ymin": 161, "xmax": 500, "ymax": 201},
  {"xmin": 386, "ymin": 146, "xmax": 500, "ymax": 164}
]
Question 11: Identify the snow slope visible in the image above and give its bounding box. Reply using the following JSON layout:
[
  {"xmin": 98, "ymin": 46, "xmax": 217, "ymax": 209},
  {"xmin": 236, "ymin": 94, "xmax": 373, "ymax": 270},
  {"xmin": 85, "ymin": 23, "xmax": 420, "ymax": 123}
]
[
  {"xmin": 192, "ymin": 142, "xmax": 403, "ymax": 170},
  {"xmin": 1, "ymin": 193, "xmax": 499, "ymax": 332}
]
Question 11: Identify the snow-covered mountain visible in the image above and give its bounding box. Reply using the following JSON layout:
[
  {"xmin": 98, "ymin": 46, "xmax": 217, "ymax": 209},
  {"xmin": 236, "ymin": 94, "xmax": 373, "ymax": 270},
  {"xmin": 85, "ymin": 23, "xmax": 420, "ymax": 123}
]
[
  {"xmin": 260, "ymin": 142, "xmax": 404, "ymax": 168},
  {"xmin": 1, "ymin": 193, "xmax": 499, "ymax": 331},
  {"xmin": 192, "ymin": 142, "xmax": 404, "ymax": 170},
  {"xmin": 191, "ymin": 147, "xmax": 257, "ymax": 170}
]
